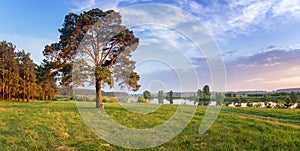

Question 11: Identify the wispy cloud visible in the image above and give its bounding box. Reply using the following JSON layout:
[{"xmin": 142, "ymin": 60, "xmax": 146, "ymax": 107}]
[
  {"xmin": 226, "ymin": 48, "xmax": 300, "ymax": 90},
  {"xmin": 227, "ymin": 49, "xmax": 300, "ymax": 67},
  {"xmin": 272, "ymin": 0, "xmax": 300, "ymax": 17},
  {"xmin": 173, "ymin": 0, "xmax": 300, "ymax": 38},
  {"xmin": 70, "ymin": 0, "xmax": 300, "ymax": 40},
  {"xmin": 70, "ymin": 0, "xmax": 123, "ymax": 12},
  {"xmin": 71, "ymin": 0, "xmax": 96, "ymax": 12}
]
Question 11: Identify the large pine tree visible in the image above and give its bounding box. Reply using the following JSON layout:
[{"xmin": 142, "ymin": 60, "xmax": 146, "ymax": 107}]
[{"xmin": 43, "ymin": 9, "xmax": 140, "ymax": 108}]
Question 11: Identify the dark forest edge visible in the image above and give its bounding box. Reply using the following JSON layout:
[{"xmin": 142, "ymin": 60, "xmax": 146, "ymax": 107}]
[{"xmin": 0, "ymin": 41, "xmax": 57, "ymax": 101}]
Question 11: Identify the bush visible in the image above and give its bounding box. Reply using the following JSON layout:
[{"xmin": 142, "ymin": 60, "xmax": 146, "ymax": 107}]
[
  {"xmin": 254, "ymin": 103, "xmax": 261, "ymax": 108},
  {"xmin": 203, "ymin": 101, "xmax": 209, "ymax": 106},
  {"xmin": 102, "ymin": 97, "xmax": 118, "ymax": 103},
  {"xmin": 73, "ymin": 95, "xmax": 96, "ymax": 102},
  {"xmin": 224, "ymin": 102, "xmax": 231, "ymax": 106},
  {"xmin": 137, "ymin": 96, "xmax": 150, "ymax": 103},
  {"xmin": 276, "ymin": 100, "xmax": 285, "ymax": 108},
  {"xmin": 247, "ymin": 100, "xmax": 253, "ymax": 107}
]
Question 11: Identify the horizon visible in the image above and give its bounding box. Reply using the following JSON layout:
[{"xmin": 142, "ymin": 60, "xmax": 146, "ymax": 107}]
[{"xmin": 69, "ymin": 87, "xmax": 300, "ymax": 94}]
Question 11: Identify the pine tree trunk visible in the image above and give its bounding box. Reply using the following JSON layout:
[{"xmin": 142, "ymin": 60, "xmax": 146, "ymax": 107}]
[
  {"xmin": 8, "ymin": 86, "xmax": 11, "ymax": 101},
  {"xmin": 1, "ymin": 87, "xmax": 3, "ymax": 100},
  {"xmin": 23, "ymin": 75, "xmax": 25, "ymax": 102},
  {"xmin": 2, "ymin": 74, "xmax": 4, "ymax": 100},
  {"xmin": 22, "ymin": 83, "xmax": 25, "ymax": 101},
  {"xmin": 95, "ymin": 78, "xmax": 103, "ymax": 108},
  {"xmin": 26, "ymin": 82, "xmax": 30, "ymax": 102}
]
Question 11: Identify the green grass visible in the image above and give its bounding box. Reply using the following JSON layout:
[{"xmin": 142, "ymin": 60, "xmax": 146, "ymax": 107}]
[{"xmin": 0, "ymin": 101, "xmax": 299, "ymax": 150}]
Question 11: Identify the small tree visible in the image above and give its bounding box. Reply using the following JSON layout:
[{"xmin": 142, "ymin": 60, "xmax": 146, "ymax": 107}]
[
  {"xmin": 290, "ymin": 92, "xmax": 298, "ymax": 104},
  {"xmin": 197, "ymin": 89, "xmax": 203, "ymax": 98},
  {"xmin": 157, "ymin": 90, "xmax": 164, "ymax": 104},
  {"xmin": 202, "ymin": 85, "xmax": 211, "ymax": 105},
  {"xmin": 166, "ymin": 90, "xmax": 174, "ymax": 104},
  {"xmin": 235, "ymin": 98, "xmax": 241, "ymax": 107},
  {"xmin": 284, "ymin": 96, "xmax": 292, "ymax": 108},
  {"xmin": 215, "ymin": 93, "xmax": 224, "ymax": 106},
  {"xmin": 143, "ymin": 90, "xmax": 151, "ymax": 100},
  {"xmin": 203, "ymin": 85, "xmax": 211, "ymax": 97}
]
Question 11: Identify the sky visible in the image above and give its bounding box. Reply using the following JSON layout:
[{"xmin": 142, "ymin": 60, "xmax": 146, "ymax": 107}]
[{"xmin": 0, "ymin": 0, "xmax": 300, "ymax": 92}]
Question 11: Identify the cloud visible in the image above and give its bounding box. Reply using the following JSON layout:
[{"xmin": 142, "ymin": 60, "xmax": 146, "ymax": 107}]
[
  {"xmin": 242, "ymin": 78, "xmax": 264, "ymax": 83},
  {"xmin": 119, "ymin": 5, "xmax": 214, "ymax": 59},
  {"xmin": 226, "ymin": 49, "xmax": 300, "ymax": 90},
  {"xmin": 70, "ymin": 0, "xmax": 153, "ymax": 12},
  {"xmin": 170, "ymin": 0, "xmax": 300, "ymax": 38},
  {"xmin": 264, "ymin": 45, "xmax": 277, "ymax": 49},
  {"xmin": 222, "ymin": 50, "xmax": 237, "ymax": 57},
  {"xmin": 272, "ymin": 0, "xmax": 300, "ymax": 17},
  {"xmin": 227, "ymin": 49, "xmax": 300, "ymax": 67},
  {"xmin": 71, "ymin": 0, "xmax": 96, "ymax": 12},
  {"xmin": 142, "ymin": 47, "xmax": 300, "ymax": 91},
  {"xmin": 227, "ymin": 1, "xmax": 272, "ymax": 32},
  {"xmin": 69, "ymin": 0, "xmax": 300, "ymax": 38},
  {"xmin": 70, "ymin": 0, "xmax": 123, "ymax": 12}
]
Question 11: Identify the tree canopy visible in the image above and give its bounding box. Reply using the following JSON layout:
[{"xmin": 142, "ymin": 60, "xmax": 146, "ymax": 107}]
[
  {"xmin": 143, "ymin": 90, "xmax": 151, "ymax": 100},
  {"xmin": 203, "ymin": 85, "xmax": 211, "ymax": 97}
]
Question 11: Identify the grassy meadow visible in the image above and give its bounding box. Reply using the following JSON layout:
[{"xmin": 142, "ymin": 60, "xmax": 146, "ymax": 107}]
[{"xmin": 0, "ymin": 101, "xmax": 299, "ymax": 150}]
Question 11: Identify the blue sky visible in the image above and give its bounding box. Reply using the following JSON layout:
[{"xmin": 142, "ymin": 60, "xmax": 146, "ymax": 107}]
[{"xmin": 1, "ymin": 0, "xmax": 300, "ymax": 92}]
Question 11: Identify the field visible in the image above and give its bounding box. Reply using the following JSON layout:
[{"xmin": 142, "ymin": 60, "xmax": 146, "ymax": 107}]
[{"xmin": 0, "ymin": 101, "xmax": 299, "ymax": 150}]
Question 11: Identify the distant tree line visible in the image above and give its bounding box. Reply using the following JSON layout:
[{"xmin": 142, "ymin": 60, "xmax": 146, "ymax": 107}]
[
  {"xmin": 0, "ymin": 41, "xmax": 57, "ymax": 101},
  {"xmin": 224, "ymin": 92, "xmax": 299, "ymax": 103},
  {"xmin": 147, "ymin": 85, "xmax": 299, "ymax": 108},
  {"xmin": 144, "ymin": 85, "xmax": 220, "ymax": 105}
]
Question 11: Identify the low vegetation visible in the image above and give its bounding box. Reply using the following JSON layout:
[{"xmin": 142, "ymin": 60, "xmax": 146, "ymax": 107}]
[
  {"xmin": 137, "ymin": 96, "xmax": 150, "ymax": 103},
  {"xmin": 0, "ymin": 101, "xmax": 299, "ymax": 150},
  {"xmin": 73, "ymin": 95, "xmax": 118, "ymax": 103}
]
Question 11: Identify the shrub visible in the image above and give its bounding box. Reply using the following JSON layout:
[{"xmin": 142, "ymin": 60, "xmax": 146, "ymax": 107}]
[
  {"xmin": 203, "ymin": 101, "xmax": 209, "ymax": 106},
  {"xmin": 254, "ymin": 103, "xmax": 261, "ymax": 108},
  {"xmin": 224, "ymin": 102, "xmax": 231, "ymax": 106},
  {"xmin": 102, "ymin": 97, "xmax": 118, "ymax": 103},
  {"xmin": 247, "ymin": 100, "xmax": 253, "ymax": 107},
  {"xmin": 137, "ymin": 96, "xmax": 150, "ymax": 103},
  {"xmin": 296, "ymin": 103, "xmax": 300, "ymax": 109},
  {"xmin": 276, "ymin": 100, "xmax": 285, "ymax": 108}
]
